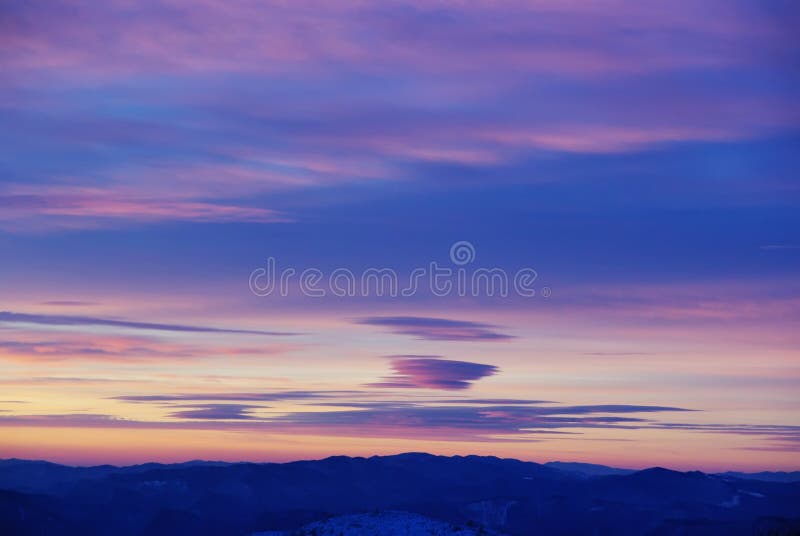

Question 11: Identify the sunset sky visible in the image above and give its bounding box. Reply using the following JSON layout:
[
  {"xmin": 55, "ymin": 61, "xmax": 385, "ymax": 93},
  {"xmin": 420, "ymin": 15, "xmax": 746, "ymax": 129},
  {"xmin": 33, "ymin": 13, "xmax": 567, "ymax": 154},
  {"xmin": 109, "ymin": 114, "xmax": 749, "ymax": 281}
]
[{"xmin": 0, "ymin": 0, "xmax": 798, "ymax": 471}]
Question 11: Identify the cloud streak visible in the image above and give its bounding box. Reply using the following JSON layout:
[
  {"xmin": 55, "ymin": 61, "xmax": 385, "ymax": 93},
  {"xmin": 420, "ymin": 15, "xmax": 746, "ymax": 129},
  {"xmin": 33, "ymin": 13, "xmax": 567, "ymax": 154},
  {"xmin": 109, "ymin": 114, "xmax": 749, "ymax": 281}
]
[
  {"xmin": 0, "ymin": 400, "xmax": 707, "ymax": 444},
  {"xmin": 168, "ymin": 404, "xmax": 261, "ymax": 420},
  {"xmin": 0, "ymin": 336, "xmax": 297, "ymax": 362},
  {"xmin": 3, "ymin": 0, "xmax": 792, "ymax": 78},
  {"xmin": 113, "ymin": 391, "xmax": 358, "ymax": 403},
  {"xmin": 0, "ymin": 189, "xmax": 287, "ymax": 231},
  {"xmin": 10, "ymin": 397, "xmax": 798, "ymax": 452},
  {"xmin": 1, "ymin": 1, "xmax": 795, "ymax": 232},
  {"xmin": 0, "ymin": 311, "xmax": 295, "ymax": 336},
  {"xmin": 356, "ymin": 316, "xmax": 513, "ymax": 341}
]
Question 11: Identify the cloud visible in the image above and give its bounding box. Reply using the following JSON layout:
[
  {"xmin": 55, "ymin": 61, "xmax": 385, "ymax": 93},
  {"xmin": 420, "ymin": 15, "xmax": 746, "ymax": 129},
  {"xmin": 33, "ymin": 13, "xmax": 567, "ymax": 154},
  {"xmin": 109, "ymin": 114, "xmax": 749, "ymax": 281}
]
[
  {"xmin": 267, "ymin": 403, "xmax": 695, "ymax": 441},
  {"xmin": 168, "ymin": 404, "xmax": 261, "ymax": 420},
  {"xmin": 1, "ymin": 1, "xmax": 793, "ymax": 233},
  {"xmin": 2, "ymin": 0, "xmax": 789, "ymax": 78},
  {"xmin": 582, "ymin": 352, "xmax": 654, "ymax": 357},
  {"xmin": 0, "ymin": 377, "xmax": 140, "ymax": 386},
  {"xmin": 13, "ymin": 400, "xmax": 799, "ymax": 451},
  {"xmin": 0, "ymin": 414, "xmax": 135, "ymax": 427},
  {"xmin": 0, "ymin": 401, "xmax": 695, "ymax": 441},
  {"xmin": 0, "ymin": 311, "xmax": 296, "ymax": 336},
  {"xmin": 356, "ymin": 316, "xmax": 513, "ymax": 341},
  {"xmin": 0, "ymin": 340, "xmax": 127, "ymax": 359},
  {"xmin": 0, "ymin": 188, "xmax": 287, "ymax": 231},
  {"xmin": 652, "ymin": 422, "xmax": 800, "ymax": 453},
  {"xmin": 105, "ymin": 391, "xmax": 696, "ymax": 442},
  {"xmin": 438, "ymin": 398, "xmax": 554, "ymax": 405},
  {"xmin": 113, "ymin": 390, "xmax": 358, "ymax": 402},
  {"xmin": 39, "ymin": 301, "xmax": 97, "ymax": 307},
  {"xmin": 370, "ymin": 356, "xmax": 498, "ymax": 390},
  {"xmin": 0, "ymin": 337, "xmax": 297, "ymax": 363},
  {"xmin": 654, "ymin": 422, "xmax": 800, "ymax": 441}
]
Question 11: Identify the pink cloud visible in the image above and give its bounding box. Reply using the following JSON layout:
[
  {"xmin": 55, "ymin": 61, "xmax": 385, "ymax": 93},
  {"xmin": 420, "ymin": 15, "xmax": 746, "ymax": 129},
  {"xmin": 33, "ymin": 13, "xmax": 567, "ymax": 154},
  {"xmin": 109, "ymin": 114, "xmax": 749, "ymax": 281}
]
[
  {"xmin": 0, "ymin": 333, "xmax": 298, "ymax": 363},
  {"xmin": 0, "ymin": 186, "xmax": 287, "ymax": 231},
  {"xmin": 370, "ymin": 356, "xmax": 499, "ymax": 390},
  {"xmin": 2, "ymin": 0, "xmax": 789, "ymax": 78}
]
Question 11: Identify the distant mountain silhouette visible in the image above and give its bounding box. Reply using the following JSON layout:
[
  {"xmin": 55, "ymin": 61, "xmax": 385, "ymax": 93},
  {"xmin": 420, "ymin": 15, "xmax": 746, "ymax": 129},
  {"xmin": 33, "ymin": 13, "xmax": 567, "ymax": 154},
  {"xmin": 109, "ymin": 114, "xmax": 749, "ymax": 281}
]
[
  {"xmin": 543, "ymin": 461, "xmax": 635, "ymax": 477},
  {"xmin": 1, "ymin": 453, "xmax": 798, "ymax": 535},
  {"xmin": 717, "ymin": 471, "xmax": 800, "ymax": 484}
]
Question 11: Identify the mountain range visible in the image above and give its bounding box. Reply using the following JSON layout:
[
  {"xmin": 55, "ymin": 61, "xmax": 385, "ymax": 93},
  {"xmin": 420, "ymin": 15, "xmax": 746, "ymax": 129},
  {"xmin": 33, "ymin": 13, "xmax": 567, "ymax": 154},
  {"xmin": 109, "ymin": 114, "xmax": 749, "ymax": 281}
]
[{"xmin": 1, "ymin": 453, "xmax": 798, "ymax": 535}]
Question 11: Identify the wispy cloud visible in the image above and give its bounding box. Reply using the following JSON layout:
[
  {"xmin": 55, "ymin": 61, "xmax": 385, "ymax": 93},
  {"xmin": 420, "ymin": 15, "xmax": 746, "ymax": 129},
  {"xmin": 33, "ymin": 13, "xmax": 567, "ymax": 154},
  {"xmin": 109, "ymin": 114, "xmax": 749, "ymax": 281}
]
[
  {"xmin": 0, "ymin": 377, "xmax": 141, "ymax": 386},
  {"xmin": 652, "ymin": 422, "xmax": 800, "ymax": 452},
  {"xmin": 437, "ymin": 399, "xmax": 554, "ymax": 405},
  {"xmin": 2, "ymin": 1, "xmax": 794, "ymax": 233},
  {"xmin": 168, "ymin": 404, "xmax": 261, "ymax": 420},
  {"xmin": 0, "ymin": 311, "xmax": 296, "ymax": 336},
  {"xmin": 0, "ymin": 336, "xmax": 296, "ymax": 362},
  {"xmin": 3, "ymin": 0, "xmax": 790, "ymax": 78},
  {"xmin": 11, "ymin": 399, "xmax": 798, "ymax": 451},
  {"xmin": 112, "ymin": 390, "xmax": 358, "ymax": 402},
  {"xmin": 38, "ymin": 301, "xmax": 97, "ymax": 307},
  {"xmin": 0, "ymin": 401, "xmax": 695, "ymax": 442},
  {"xmin": 0, "ymin": 188, "xmax": 287, "ymax": 231},
  {"xmin": 101, "ymin": 391, "xmax": 700, "ymax": 442},
  {"xmin": 356, "ymin": 316, "xmax": 513, "ymax": 341}
]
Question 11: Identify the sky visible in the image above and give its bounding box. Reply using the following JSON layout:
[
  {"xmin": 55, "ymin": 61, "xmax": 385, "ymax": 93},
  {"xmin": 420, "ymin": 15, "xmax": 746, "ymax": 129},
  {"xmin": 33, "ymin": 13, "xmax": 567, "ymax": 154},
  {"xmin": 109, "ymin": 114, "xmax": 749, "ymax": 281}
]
[{"xmin": 0, "ymin": 0, "xmax": 798, "ymax": 471}]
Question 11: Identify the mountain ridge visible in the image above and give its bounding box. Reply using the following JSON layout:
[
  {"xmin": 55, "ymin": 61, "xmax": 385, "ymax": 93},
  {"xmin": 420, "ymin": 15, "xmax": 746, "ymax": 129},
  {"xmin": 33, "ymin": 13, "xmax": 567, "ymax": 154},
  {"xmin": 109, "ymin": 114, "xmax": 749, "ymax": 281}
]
[
  {"xmin": 1, "ymin": 452, "xmax": 799, "ymax": 535},
  {"xmin": 2, "ymin": 453, "xmax": 797, "ymax": 482}
]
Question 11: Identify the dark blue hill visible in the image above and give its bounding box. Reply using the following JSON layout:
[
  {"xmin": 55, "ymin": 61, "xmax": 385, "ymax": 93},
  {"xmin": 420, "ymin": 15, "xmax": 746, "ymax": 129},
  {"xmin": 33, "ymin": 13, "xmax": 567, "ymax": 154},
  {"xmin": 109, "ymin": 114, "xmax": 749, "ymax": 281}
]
[{"xmin": 1, "ymin": 454, "xmax": 798, "ymax": 535}]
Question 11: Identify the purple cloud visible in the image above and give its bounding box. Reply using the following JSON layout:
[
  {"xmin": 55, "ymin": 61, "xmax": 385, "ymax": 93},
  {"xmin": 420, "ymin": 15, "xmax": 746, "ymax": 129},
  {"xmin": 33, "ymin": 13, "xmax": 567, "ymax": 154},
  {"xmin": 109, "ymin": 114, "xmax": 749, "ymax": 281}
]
[
  {"xmin": 0, "ymin": 337, "xmax": 297, "ymax": 363},
  {"xmin": 268, "ymin": 403, "xmax": 697, "ymax": 441},
  {"xmin": 39, "ymin": 301, "xmax": 97, "ymax": 307},
  {"xmin": 0, "ymin": 401, "xmax": 695, "ymax": 438},
  {"xmin": 0, "ymin": 311, "xmax": 295, "ymax": 336},
  {"xmin": 3, "ymin": 1, "xmax": 791, "ymax": 79},
  {"xmin": 439, "ymin": 399, "xmax": 554, "ymax": 405},
  {"xmin": 0, "ymin": 189, "xmax": 287, "ymax": 231},
  {"xmin": 357, "ymin": 316, "xmax": 513, "ymax": 341},
  {"xmin": 14, "ymin": 402, "xmax": 799, "ymax": 452},
  {"xmin": 0, "ymin": 1, "xmax": 794, "ymax": 234},
  {"xmin": 370, "ymin": 356, "xmax": 498, "ymax": 390},
  {"xmin": 168, "ymin": 404, "xmax": 261, "ymax": 420},
  {"xmin": 113, "ymin": 390, "xmax": 359, "ymax": 402},
  {"xmin": 0, "ymin": 0, "xmax": 795, "ymax": 234}
]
